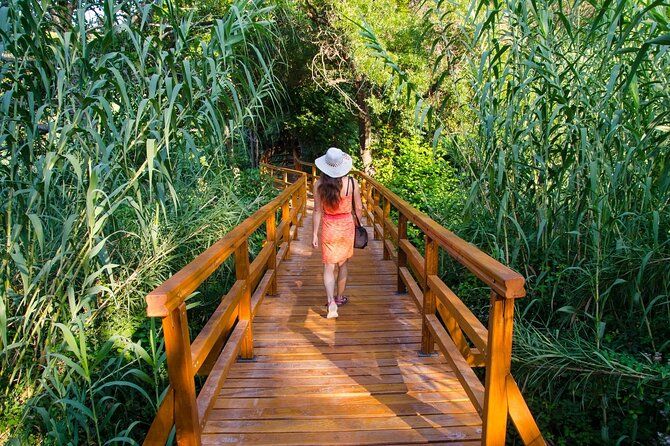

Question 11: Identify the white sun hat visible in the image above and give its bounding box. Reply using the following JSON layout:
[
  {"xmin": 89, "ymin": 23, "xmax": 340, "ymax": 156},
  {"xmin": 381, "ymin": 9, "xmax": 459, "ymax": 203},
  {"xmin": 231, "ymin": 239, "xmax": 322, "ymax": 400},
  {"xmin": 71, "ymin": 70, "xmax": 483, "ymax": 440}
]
[{"xmin": 315, "ymin": 147, "xmax": 353, "ymax": 178}]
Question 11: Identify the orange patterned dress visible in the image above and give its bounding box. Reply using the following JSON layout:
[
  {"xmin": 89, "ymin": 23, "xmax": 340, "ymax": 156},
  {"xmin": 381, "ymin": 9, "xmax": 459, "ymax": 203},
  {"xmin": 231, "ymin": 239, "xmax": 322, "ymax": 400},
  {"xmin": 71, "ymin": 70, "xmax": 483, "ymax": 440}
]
[{"xmin": 321, "ymin": 178, "xmax": 355, "ymax": 264}]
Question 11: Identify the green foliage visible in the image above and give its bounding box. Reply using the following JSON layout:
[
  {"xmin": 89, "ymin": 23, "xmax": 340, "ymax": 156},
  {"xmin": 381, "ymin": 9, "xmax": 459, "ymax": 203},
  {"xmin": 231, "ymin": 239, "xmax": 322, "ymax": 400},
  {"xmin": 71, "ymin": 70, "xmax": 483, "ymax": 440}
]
[
  {"xmin": 361, "ymin": 0, "xmax": 670, "ymax": 442},
  {"xmin": 284, "ymin": 85, "xmax": 358, "ymax": 159},
  {"xmin": 373, "ymin": 132, "xmax": 463, "ymax": 227},
  {"xmin": 0, "ymin": 0, "xmax": 284, "ymax": 442}
]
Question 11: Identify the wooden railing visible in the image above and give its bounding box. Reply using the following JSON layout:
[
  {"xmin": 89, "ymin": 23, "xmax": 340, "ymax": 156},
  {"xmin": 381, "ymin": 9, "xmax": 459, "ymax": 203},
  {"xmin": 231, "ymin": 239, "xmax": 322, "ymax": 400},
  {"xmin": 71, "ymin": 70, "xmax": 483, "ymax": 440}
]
[
  {"xmin": 293, "ymin": 154, "xmax": 546, "ymax": 446},
  {"xmin": 143, "ymin": 164, "xmax": 307, "ymax": 446}
]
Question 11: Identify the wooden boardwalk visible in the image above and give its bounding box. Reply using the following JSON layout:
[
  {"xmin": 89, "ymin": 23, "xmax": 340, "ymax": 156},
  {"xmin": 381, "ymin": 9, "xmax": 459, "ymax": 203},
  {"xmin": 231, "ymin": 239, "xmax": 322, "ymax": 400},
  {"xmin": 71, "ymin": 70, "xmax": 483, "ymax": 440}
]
[
  {"xmin": 201, "ymin": 204, "xmax": 482, "ymax": 445},
  {"xmin": 144, "ymin": 163, "xmax": 545, "ymax": 446}
]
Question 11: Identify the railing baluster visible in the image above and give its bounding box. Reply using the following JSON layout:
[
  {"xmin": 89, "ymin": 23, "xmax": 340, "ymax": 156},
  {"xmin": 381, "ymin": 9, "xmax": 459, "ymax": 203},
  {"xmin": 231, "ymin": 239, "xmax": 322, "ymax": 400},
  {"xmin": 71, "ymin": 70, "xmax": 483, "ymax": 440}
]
[
  {"xmin": 164, "ymin": 303, "xmax": 200, "ymax": 446},
  {"xmin": 482, "ymin": 290, "xmax": 515, "ymax": 445},
  {"xmin": 420, "ymin": 236, "xmax": 438, "ymax": 355},
  {"xmin": 397, "ymin": 213, "xmax": 408, "ymax": 293},
  {"xmin": 302, "ymin": 181, "xmax": 307, "ymax": 222},
  {"xmin": 373, "ymin": 191, "xmax": 381, "ymax": 240},
  {"xmin": 266, "ymin": 212, "xmax": 277, "ymax": 295},
  {"xmin": 235, "ymin": 239, "xmax": 253, "ymax": 360},
  {"xmin": 382, "ymin": 198, "xmax": 391, "ymax": 260},
  {"xmin": 281, "ymin": 199, "xmax": 291, "ymax": 259},
  {"xmin": 291, "ymin": 192, "xmax": 299, "ymax": 239}
]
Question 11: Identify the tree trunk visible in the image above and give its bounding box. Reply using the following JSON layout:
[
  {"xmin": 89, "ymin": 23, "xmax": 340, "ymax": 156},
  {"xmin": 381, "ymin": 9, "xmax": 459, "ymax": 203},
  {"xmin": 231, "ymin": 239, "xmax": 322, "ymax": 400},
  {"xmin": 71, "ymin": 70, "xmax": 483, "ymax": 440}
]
[{"xmin": 355, "ymin": 78, "xmax": 374, "ymax": 174}]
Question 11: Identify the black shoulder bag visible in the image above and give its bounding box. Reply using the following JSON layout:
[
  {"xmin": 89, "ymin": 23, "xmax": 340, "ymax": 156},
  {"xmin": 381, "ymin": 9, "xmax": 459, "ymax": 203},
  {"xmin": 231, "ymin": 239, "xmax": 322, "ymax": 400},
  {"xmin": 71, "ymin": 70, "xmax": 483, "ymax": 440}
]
[{"xmin": 350, "ymin": 177, "xmax": 368, "ymax": 249}]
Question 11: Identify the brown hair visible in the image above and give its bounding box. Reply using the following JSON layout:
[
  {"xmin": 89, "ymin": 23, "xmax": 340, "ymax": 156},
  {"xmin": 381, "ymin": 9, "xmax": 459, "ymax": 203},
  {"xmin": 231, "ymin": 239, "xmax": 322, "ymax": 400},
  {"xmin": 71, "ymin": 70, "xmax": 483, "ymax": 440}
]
[{"xmin": 318, "ymin": 174, "xmax": 343, "ymax": 209}]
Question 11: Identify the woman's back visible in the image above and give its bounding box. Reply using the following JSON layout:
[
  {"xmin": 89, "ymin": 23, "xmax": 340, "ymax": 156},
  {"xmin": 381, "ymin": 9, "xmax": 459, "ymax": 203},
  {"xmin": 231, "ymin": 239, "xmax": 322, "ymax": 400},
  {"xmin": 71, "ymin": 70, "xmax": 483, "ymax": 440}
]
[{"xmin": 322, "ymin": 177, "xmax": 353, "ymax": 215}]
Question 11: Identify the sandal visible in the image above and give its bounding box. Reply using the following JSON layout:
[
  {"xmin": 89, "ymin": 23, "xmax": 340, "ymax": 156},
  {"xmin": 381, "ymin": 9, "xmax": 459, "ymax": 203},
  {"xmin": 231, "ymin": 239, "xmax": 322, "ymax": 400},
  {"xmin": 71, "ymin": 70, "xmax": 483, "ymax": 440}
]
[
  {"xmin": 334, "ymin": 295, "xmax": 349, "ymax": 306},
  {"xmin": 326, "ymin": 302, "xmax": 338, "ymax": 319}
]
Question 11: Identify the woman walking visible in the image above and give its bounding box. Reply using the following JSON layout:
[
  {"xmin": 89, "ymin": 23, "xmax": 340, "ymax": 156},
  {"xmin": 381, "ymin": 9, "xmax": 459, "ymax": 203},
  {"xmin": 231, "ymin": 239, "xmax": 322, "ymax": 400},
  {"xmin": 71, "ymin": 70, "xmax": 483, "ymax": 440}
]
[{"xmin": 312, "ymin": 147, "xmax": 364, "ymax": 319}]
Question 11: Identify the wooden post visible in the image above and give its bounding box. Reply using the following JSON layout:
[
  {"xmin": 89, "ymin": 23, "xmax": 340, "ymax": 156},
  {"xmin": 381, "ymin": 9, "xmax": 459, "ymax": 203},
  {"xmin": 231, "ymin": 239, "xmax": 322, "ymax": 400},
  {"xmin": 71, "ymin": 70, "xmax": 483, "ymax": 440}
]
[
  {"xmin": 420, "ymin": 236, "xmax": 438, "ymax": 355},
  {"xmin": 382, "ymin": 198, "xmax": 391, "ymax": 260},
  {"xmin": 301, "ymin": 176, "xmax": 308, "ymax": 223},
  {"xmin": 281, "ymin": 200, "xmax": 291, "ymax": 259},
  {"xmin": 360, "ymin": 179, "xmax": 368, "ymax": 225},
  {"xmin": 282, "ymin": 171, "xmax": 288, "ymax": 185},
  {"xmin": 373, "ymin": 191, "xmax": 381, "ymax": 240},
  {"xmin": 482, "ymin": 290, "xmax": 515, "ymax": 445},
  {"xmin": 365, "ymin": 185, "xmax": 375, "ymax": 228},
  {"xmin": 163, "ymin": 303, "xmax": 200, "ymax": 446},
  {"xmin": 266, "ymin": 212, "xmax": 277, "ymax": 295},
  {"xmin": 302, "ymin": 181, "xmax": 307, "ymax": 221},
  {"xmin": 235, "ymin": 240, "xmax": 253, "ymax": 360},
  {"xmin": 291, "ymin": 192, "xmax": 299, "ymax": 239},
  {"xmin": 397, "ymin": 213, "xmax": 408, "ymax": 293}
]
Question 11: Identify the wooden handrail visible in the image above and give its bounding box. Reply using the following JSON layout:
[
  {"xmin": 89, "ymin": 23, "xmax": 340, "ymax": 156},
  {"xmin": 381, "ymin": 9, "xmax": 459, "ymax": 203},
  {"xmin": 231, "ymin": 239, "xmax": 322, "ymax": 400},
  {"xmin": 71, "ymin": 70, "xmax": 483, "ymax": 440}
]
[
  {"xmin": 292, "ymin": 153, "xmax": 545, "ymax": 446},
  {"xmin": 143, "ymin": 164, "xmax": 307, "ymax": 445}
]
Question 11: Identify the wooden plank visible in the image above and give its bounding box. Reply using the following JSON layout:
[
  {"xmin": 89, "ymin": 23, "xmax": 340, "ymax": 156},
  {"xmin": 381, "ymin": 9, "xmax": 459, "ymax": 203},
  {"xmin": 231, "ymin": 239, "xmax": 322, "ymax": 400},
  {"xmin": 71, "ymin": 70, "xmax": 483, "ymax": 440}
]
[
  {"xmin": 226, "ymin": 356, "xmax": 447, "ymax": 371},
  {"xmin": 507, "ymin": 376, "xmax": 547, "ymax": 446},
  {"xmin": 384, "ymin": 238, "xmax": 397, "ymax": 262},
  {"xmin": 384, "ymin": 216, "xmax": 398, "ymax": 243},
  {"xmin": 218, "ymin": 380, "xmax": 469, "ymax": 398},
  {"xmin": 428, "ymin": 275, "xmax": 488, "ymax": 354},
  {"xmin": 226, "ymin": 363, "xmax": 451, "ymax": 378},
  {"xmin": 198, "ymin": 306, "xmax": 238, "ymax": 376},
  {"xmin": 213, "ymin": 391, "xmax": 471, "ymax": 410},
  {"xmin": 276, "ymin": 220, "xmax": 288, "ymax": 242},
  {"xmin": 373, "ymin": 204, "xmax": 383, "ymax": 221},
  {"xmin": 196, "ymin": 320, "xmax": 248, "ymax": 430},
  {"xmin": 251, "ymin": 269, "xmax": 274, "ymax": 317},
  {"xmin": 202, "ymin": 427, "xmax": 481, "ymax": 445},
  {"xmin": 400, "ymin": 267, "xmax": 423, "ymax": 311},
  {"xmin": 276, "ymin": 242, "xmax": 289, "ymax": 265},
  {"xmin": 203, "ymin": 413, "xmax": 482, "ymax": 433},
  {"xmin": 374, "ymin": 222, "xmax": 384, "ymax": 241},
  {"xmin": 222, "ymin": 372, "xmax": 456, "ymax": 388},
  {"xmin": 252, "ymin": 320, "xmax": 423, "ymax": 333},
  {"xmin": 249, "ymin": 242, "xmax": 274, "ymax": 288},
  {"xmin": 190, "ymin": 280, "xmax": 244, "ymax": 373},
  {"xmin": 426, "ymin": 314, "xmax": 484, "ymax": 413},
  {"xmin": 252, "ymin": 342, "xmax": 422, "ymax": 355},
  {"xmin": 260, "ymin": 162, "xmax": 307, "ymax": 177},
  {"xmin": 253, "ymin": 336, "xmax": 421, "ymax": 348},
  {"xmin": 142, "ymin": 386, "xmax": 174, "ymax": 446},
  {"xmin": 209, "ymin": 399, "xmax": 475, "ymax": 419},
  {"xmin": 437, "ymin": 301, "xmax": 484, "ymax": 367},
  {"xmin": 400, "ymin": 239, "xmax": 425, "ymax": 282},
  {"xmin": 255, "ymin": 305, "xmax": 419, "ymax": 317}
]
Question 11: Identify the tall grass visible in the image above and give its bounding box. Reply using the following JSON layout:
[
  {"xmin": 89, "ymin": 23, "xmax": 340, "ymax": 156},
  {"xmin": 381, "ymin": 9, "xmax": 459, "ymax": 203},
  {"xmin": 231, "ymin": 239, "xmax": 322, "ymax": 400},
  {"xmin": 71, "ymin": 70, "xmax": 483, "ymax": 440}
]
[
  {"xmin": 360, "ymin": 0, "xmax": 669, "ymax": 441},
  {"xmin": 0, "ymin": 0, "xmax": 284, "ymax": 441}
]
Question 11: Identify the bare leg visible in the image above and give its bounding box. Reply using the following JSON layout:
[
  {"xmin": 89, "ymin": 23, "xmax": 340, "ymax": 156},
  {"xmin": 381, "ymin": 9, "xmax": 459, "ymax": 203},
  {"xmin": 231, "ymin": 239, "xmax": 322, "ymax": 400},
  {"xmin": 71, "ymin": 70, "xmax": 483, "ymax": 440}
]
[
  {"xmin": 337, "ymin": 260, "xmax": 348, "ymax": 298},
  {"xmin": 323, "ymin": 263, "xmax": 336, "ymax": 304}
]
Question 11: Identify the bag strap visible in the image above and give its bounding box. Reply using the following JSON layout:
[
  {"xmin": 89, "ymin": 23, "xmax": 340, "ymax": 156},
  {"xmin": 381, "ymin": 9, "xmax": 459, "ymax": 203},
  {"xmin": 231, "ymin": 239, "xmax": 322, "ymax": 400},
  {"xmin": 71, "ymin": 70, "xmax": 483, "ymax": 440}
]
[{"xmin": 350, "ymin": 177, "xmax": 361, "ymax": 227}]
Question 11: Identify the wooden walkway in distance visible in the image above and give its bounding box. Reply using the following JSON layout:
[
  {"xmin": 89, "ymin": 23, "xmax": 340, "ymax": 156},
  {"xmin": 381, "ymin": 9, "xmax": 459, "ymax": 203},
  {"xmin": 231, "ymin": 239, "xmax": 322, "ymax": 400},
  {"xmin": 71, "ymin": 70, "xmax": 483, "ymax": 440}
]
[{"xmin": 201, "ymin": 201, "xmax": 482, "ymax": 445}]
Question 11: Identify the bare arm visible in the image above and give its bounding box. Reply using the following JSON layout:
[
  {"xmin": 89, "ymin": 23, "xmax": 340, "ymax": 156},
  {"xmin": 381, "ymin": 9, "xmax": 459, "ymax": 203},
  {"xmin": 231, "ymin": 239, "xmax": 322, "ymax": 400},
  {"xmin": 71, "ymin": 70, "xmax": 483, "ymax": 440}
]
[
  {"xmin": 312, "ymin": 179, "xmax": 321, "ymax": 248},
  {"xmin": 353, "ymin": 178, "xmax": 364, "ymax": 224}
]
